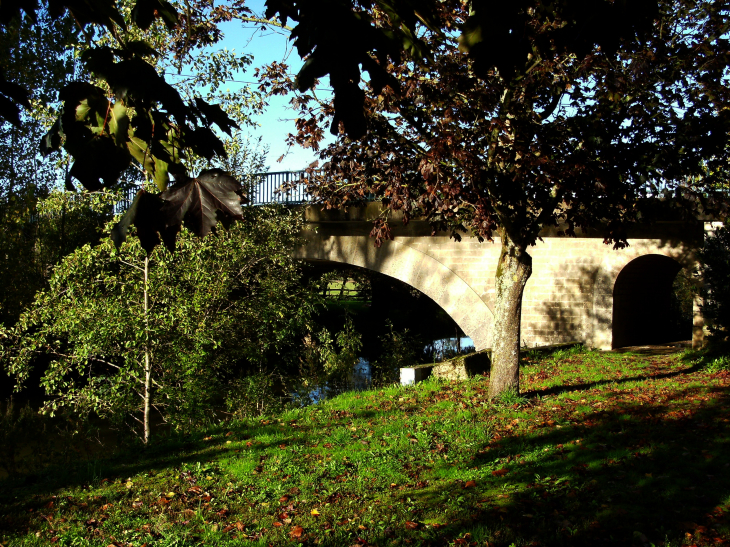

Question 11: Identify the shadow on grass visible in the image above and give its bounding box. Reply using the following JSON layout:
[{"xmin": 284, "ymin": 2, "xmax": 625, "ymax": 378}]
[
  {"xmin": 522, "ymin": 359, "xmax": 705, "ymax": 399},
  {"xmin": 411, "ymin": 383, "xmax": 730, "ymax": 546},
  {"xmin": 2, "ymin": 360, "xmax": 729, "ymax": 547}
]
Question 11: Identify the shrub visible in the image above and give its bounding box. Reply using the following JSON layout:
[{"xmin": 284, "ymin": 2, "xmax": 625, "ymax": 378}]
[
  {"xmin": 296, "ymin": 316, "xmax": 363, "ymax": 403},
  {"xmin": 225, "ymin": 372, "xmax": 284, "ymax": 419},
  {"xmin": 1, "ymin": 206, "xmax": 322, "ymax": 442},
  {"xmin": 698, "ymin": 223, "xmax": 730, "ymax": 344},
  {"xmin": 371, "ymin": 321, "xmax": 422, "ymax": 385},
  {"xmin": 706, "ymin": 355, "xmax": 730, "ymax": 374}
]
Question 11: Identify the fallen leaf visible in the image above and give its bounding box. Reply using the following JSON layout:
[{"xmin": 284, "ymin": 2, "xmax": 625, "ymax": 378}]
[
  {"xmin": 311, "ymin": 509, "xmax": 321, "ymax": 516},
  {"xmin": 464, "ymin": 480, "xmax": 477, "ymax": 488},
  {"xmin": 492, "ymin": 469, "xmax": 510, "ymax": 477},
  {"xmin": 290, "ymin": 525, "xmax": 305, "ymax": 538},
  {"xmin": 405, "ymin": 521, "xmax": 419, "ymax": 529}
]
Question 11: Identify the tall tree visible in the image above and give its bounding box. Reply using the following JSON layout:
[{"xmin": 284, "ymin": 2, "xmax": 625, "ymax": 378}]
[
  {"xmin": 0, "ymin": 9, "xmax": 95, "ymax": 326},
  {"xmin": 262, "ymin": 0, "xmax": 730, "ymax": 398}
]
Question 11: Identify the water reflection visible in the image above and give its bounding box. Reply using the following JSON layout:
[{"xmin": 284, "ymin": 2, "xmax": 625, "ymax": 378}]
[
  {"xmin": 424, "ymin": 336, "xmax": 475, "ymax": 362},
  {"xmin": 295, "ymin": 337, "xmax": 475, "ymax": 404}
]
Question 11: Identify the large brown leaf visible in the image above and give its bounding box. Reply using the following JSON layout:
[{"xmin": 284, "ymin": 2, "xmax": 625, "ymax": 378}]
[
  {"xmin": 160, "ymin": 169, "xmax": 245, "ymax": 238},
  {"xmin": 110, "ymin": 169, "xmax": 245, "ymax": 253}
]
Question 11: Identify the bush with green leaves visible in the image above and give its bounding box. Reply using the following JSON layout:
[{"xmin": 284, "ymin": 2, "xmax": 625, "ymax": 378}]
[
  {"xmin": 296, "ymin": 316, "xmax": 363, "ymax": 402},
  {"xmin": 1, "ymin": 205, "xmax": 322, "ymax": 442},
  {"xmin": 224, "ymin": 371, "xmax": 285, "ymax": 420},
  {"xmin": 371, "ymin": 321, "xmax": 422, "ymax": 386},
  {"xmin": 0, "ymin": 188, "xmax": 119, "ymax": 327},
  {"xmin": 706, "ymin": 355, "xmax": 730, "ymax": 374},
  {"xmin": 698, "ymin": 223, "xmax": 730, "ymax": 344}
]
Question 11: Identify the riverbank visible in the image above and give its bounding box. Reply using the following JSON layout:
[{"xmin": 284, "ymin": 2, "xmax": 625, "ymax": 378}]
[{"xmin": 2, "ymin": 346, "xmax": 730, "ymax": 546}]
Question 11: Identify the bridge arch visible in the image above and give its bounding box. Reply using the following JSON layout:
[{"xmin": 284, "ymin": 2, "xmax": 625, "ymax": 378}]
[
  {"xmin": 612, "ymin": 254, "xmax": 692, "ymax": 348},
  {"xmin": 295, "ymin": 235, "xmax": 494, "ymax": 350},
  {"xmin": 591, "ymin": 248, "xmax": 697, "ymax": 350}
]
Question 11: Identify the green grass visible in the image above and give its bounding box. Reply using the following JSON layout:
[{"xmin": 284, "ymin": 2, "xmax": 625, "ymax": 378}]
[{"xmin": 2, "ymin": 347, "xmax": 730, "ymax": 546}]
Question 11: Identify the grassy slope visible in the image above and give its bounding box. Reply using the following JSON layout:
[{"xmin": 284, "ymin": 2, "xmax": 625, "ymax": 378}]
[{"xmin": 2, "ymin": 347, "xmax": 730, "ymax": 546}]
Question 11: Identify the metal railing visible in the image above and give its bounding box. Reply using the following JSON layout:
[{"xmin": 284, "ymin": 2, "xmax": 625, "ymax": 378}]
[
  {"xmin": 24, "ymin": 173, "xmax": 730, "ymax": 218},
  {"xmin": 243, "ymin": 170, "xmax": 316, "ymax": 206},
  {"xmin": 113, "ymin": 171, "xmax": 316, "ymax": 213},
  {"xmin": 114, "ymin": 187, "xmax": 138, "ymax": 215}
]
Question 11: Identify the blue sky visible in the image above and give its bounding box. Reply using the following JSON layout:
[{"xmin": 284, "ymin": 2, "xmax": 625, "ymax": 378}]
[{"xmin": 216, "ymin": 1, "xmax": 334, "ymax": 173}]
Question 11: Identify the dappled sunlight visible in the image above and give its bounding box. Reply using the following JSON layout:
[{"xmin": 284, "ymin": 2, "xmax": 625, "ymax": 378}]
[{"xmin": 3, "ymin": 349, "xmax": 730, "ymax": 546}]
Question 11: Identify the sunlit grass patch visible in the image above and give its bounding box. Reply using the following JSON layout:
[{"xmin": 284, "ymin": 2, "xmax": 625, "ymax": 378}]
[{"xmin": 3, "ymin": 347, "xmax": 730, "ymax": 546}]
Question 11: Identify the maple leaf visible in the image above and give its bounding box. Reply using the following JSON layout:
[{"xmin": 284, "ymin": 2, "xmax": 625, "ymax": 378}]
[
  {"xmin": 111, "ymin": 169, "xmax": 245, "ymax": 253},
  {"xmin": 160, "ymin": 169, "xmax": 245, "ymax": 237}
]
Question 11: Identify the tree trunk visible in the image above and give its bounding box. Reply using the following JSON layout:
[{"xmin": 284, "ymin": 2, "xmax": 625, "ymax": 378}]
[
  {"xmin": 488, "ymin": 231, "xmax": 533, "ymax": 399},
  {"xmin": 143, "ymin": 256, "xmax": 151, "ymax": 444}
]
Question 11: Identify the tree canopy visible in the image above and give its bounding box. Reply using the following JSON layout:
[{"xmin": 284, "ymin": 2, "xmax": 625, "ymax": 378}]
[
  {"xmin": 1, "ymin": 205, "xmax": 322, "ymax": 442},
  {"xmin": 262, "ymin": 0, "xmax": 730, "ymax": 397}
]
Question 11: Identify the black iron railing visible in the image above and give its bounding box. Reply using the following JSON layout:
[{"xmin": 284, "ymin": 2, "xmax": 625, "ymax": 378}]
[
  {"xmin": 114, "ymin": 188, "xmax": 137, "ymax": 215},
  {"xmin": 24, "ymin": 172, "xmax": 730, "ymax": 219},
  {"xmin": 113, "ymin": 171, "xmax": 315, "ymax": 213},
  {"xmin": 243, "ymin": 170, "xmax": 315, "ymax": 206}
]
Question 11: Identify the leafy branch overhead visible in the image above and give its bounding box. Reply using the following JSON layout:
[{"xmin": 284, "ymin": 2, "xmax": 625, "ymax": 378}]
[
  {"xmin": 39, "ymin": 45, "xmax": 239, "ymax": 192},
  {"xmin": 0, "ymin": 0, "xmax": 254, "ymax": 251}
]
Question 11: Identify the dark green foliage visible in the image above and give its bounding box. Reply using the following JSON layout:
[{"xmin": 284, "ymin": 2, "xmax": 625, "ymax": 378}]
[
  {"xmin": 0, "ymin": 189, "xmax": 112, "ymax": 327},
  {"xmin": 296, "ymin": 315, "xmax": 363, "ymax": 403},
  {"xmin": 225, "ymin": 371, "xmax": 285, "ymax": 419},
  {"xmin": 371, "ymin": 321, "xmax": 421, "ymax": 385},
  {"xmin": 699, "ymin": 223, "xmax": 730, "ymax": 343},
  {"xmin": 1, "ymin": 206, "xmax": 324, "ymax": 439}
]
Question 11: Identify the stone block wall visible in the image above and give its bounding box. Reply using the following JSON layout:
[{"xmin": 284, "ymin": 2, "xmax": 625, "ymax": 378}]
[{"xmin": 299, "ymin": 205, "xmax": 704, "ymax": 351}]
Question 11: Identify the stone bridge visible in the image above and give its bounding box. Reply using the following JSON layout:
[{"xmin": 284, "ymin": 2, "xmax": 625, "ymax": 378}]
[{"xmin": 294, "ymin": 203, "xmax": 710, "ymax": 351}]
